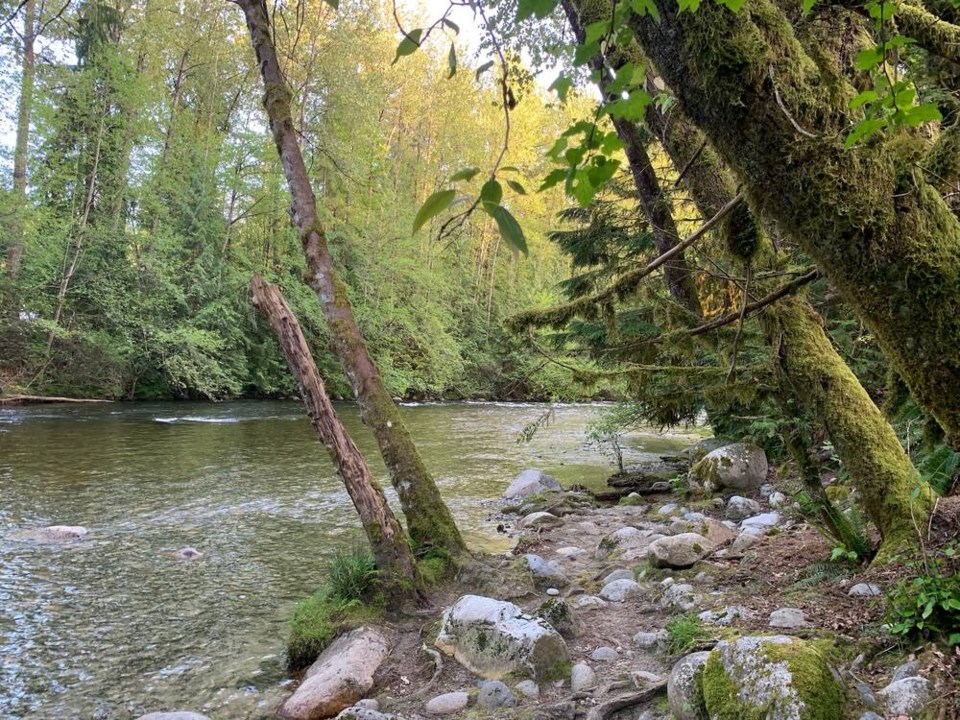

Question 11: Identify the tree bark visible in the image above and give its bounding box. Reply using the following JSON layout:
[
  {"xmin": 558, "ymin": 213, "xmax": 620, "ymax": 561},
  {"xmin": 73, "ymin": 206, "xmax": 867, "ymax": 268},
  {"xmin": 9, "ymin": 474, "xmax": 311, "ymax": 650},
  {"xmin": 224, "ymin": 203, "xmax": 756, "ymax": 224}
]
[
  {"xmin": 628, "ymin": 0, "xmax": 960, "ymax": 450},
  {"xmin": 251, "ymin": 274, "xmax": 422, "ymax": 604},
  {"xmin": 234, "ymin": 0, "xmax": 465, "ymax": 556},
  {"xmin": 7, "ymin": 0, "xmax": 36, "ymax": 279}
]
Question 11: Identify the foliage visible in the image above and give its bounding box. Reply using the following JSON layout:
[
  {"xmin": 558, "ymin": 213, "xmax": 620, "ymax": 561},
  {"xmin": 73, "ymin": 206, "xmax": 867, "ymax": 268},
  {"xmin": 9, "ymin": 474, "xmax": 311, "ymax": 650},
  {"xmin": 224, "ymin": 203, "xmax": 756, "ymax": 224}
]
[
  {"xmin": 887, "ymin": 543, "xmax": 960, "ymax": 646},
  {"xmin": 664, "ymin": 614, "xmax": 709, "ymax": 656},
  {"xmin": 325, "ymin": 547, "xmax": 381, "ymax": 603}
]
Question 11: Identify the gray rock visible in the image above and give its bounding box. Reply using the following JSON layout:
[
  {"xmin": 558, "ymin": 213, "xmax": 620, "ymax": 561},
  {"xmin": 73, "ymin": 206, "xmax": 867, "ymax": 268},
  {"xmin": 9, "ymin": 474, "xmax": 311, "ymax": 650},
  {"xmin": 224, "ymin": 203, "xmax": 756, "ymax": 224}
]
[
  {"xmin": 570, "ymin": 662, "xmax": 597, "ymax": 693},
  {"xmin": 661, "ymin": 583, "xmax": 700, "ymax": 612},
  {"xmin": 524, "ymin": 554, "xmax": 569, "ymax": 588},
  {"xmin": 848, "ymin": 583, "xmax": 882, "ymax": 598},
  {"xmin": 336, "ymin": 708, "xmax": 406, "ymax": 720},
  {"xmin": 434, "ymin": 595, "xmax": 569, "ymax": 680},
  {"xmin": 877, "ymin": 676, "xmax": 932, "ymax": 716},
  {"xmin": 702, "ymin": 635, "xmax": 842, "ymax": 720},
  {"xmin": 632, "ymin": 670, "xmax": 664, "ymax": 686},
  {"xmin": 280, "ymin": 626, "xmax": 392, "ymax": 720},
  {"xmin": 536, "ymin": 598, "xmax": 579, "ymax": 638},
  {"xmin": 858, "ymin": 713, "xmax": 884, "ymax": 720},
  {"xmin": 597, "ymin": 526, "xmax": 662, "ymax": 559},
  {"xmin": 425, "ymin": 691, "xmax": 469, "ymax": 715},
  {"xmin": 515, "ymin": 679, "xmax": 540, "ymax": 699},
  {"xmin": 546, "ymin": 588, "xmax": 560, "ymax": 597},
  {"xmin": 570, "ymin": 595, "xmax": 607, "ymax": 611},
  {"xmin": 136, "ymin": 714, "xmax": 210, "ymax": 720},
  {"xmin": 503, "ymin": 469, "xmax": 562, "ymax": 499},
  {"xmin": 759, "ymin": 483, "xmax": 775, "ymax": 498},
  {"xmin": 590, "ymin": 646, "xmax": 618, "ymax": 661},
  {"xmin": 767, "ymin": 491, "xmax": 788, "ymax": 509},
  {"xmin": 658, "ymin": 503, "xmax": 679, "ymax": 516},
  {"xmin": 603, "ymin": 568, "xmax": 635, "ymax": 584},
  {"xmin": 892, "ymin": 659, "xmax": 920, "ymax": 682},
  {"xmin": 685, "ymin": 437, "xmax": 730, "ymax": 463},
  {"xmin": 555, "ymin": 546, "xmax": 586, "ymax": 560},
  {"xmin": 599, "ymin": 578, "xmax": 641, "ymax": 602},
  {"xmin": 647, "ymin": 533, "xmax": 713, "ymax": 569},
  {"xmin": 633, "ymin": 629, "xmax": 668, "ymax": 648},
  {"xmin": 740, "ymin": 512, "xmax": 780, "ymax": 532},
  {"xmin": 9, "ymin": 525, "xmax": 89, "ymax": 542},
  {"xmin": 478, "ymin": 680, "xmax": 517, "ymax": 709},
  {"xmin": 519, "ymin": 511, "xmax": 563, "ymax": 529},
  {"xmin": 855, "ymin": 679, "xmax": 878, "ymax": 708},
  {"xmin": 698, "ymin": 606, "xmax": 749, "ymax": 626},
  {"xmin": 729, "ymin": 532, "xmax": 762, "ymax": 554},
  {"xmin": 690, "ymin": 443, "xmax": 768, "ymax": 491},
  {"xmin": 768, "ymin": 607, "xmax": 812, "ymax": 629},
  {"xmin": 667, "ymin": 652, "xmax": 710, "ymax": 720},
  {"xmin": 355, "ymin": 700, "xmax": 380, "ymax": 711},
  {"xmin": 725, "ymin": 496, "xmax": 761, "ymax": 522}
]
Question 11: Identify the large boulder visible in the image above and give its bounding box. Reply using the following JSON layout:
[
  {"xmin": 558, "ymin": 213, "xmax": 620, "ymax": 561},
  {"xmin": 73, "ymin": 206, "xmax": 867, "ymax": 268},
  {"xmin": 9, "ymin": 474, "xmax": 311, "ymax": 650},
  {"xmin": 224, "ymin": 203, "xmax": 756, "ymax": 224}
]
[
  {"xmin": 668, "ymin": 651, "xmax": 710, "ymax": 720},
  {"xmin": 685, "ymin": 438, "xmax": 730, "ymax": 463},
  {"xmin": 701, "ymin": 635, "xmax": 843, "ymax": 720},
  {"xmin": 503, "ymin": 469, "xmax": 561, "ymax": 499},
  {"xmin": 690, "ymin": 443, "xmax": 768, "ymax": 491},
  {"xmin": 280, "ymin": 627, "xmax": 392, "ymax": 720},
  {"xmin": 434, "ymin": 595, "xmax": 568, "ymax": 681},
  {"xmin": 648, "ymin": 533, "xmax": 713, "ymax": 569}
]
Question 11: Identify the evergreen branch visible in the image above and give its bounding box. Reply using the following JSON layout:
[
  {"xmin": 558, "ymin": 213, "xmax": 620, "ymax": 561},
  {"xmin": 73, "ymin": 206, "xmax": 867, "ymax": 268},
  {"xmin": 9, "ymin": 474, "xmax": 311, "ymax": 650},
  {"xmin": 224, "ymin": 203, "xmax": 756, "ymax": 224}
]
[{"xmin": 689, "ymin": 270, "xmax": 820, "ymax": 336}]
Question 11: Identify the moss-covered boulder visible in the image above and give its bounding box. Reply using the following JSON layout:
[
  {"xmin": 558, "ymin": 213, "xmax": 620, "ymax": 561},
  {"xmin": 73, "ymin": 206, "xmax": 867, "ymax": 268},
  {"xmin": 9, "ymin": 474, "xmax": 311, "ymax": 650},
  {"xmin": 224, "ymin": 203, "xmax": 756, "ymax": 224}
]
[
  {"xmin": 701, "ymin": 635, "xmax": 844, "ymax": 720},
  {"xmin": 690, "ymin": 444, "xmax": 768, "ymax": 491}
]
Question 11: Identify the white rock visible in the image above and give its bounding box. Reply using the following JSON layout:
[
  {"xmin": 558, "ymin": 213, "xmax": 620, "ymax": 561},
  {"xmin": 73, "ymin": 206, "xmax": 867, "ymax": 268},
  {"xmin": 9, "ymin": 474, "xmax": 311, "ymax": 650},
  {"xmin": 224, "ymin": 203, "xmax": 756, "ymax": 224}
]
[
  {"xmin": 570, "ymin": 595, "xmax": 607, "ymax": 611},
  {"xmin": 599, "ymin": 578, "xmax": 641, "ymax": 602},
  {"xmin": 725, "ymin": 496, "xmax": 761, "ymax": 522},
  {"xmin": 740, "ymin": 512, "xmax": 780, "ymax": 532},
  {"xmin": 658, "ymin": 503, "xmax": 679, "ymax": 515},
  {"xmin": 768, "ymin": 491, "xmax": 788, "ymax": 508},
  {"xmin": 877, "ymin": 676, "xmax": 932, "ymax": 716},
  {"xmin": 503, "ymin": 469, "xmax": 561, "ymax": 499},
  {"xmin": 519, "ymin": 511, "xmax": 563, "ymax": 529},
  {"xmin": 555, "ymin": 546, "xmax": 586, "ymax": 560},
  {"xmin": 632, "ymin": 670, "xmax": 664, "ymax": 686},
  {"xmin": 768, "ymin": 607, "xmax": 812, "ymax": 629},
  {"xmin": 546, "ymin": 588, "xmax": 560, "ymax": 597},
  {"xmin": 514, "ymin": 679, "xmax": 540, "ymax": 699},
  {"xmin": 661, "ymin": 583, "xmax": 700, "ymax": 612},
  {"xmin": 434, "ymin": 595, "xmax": 569, "ymax": 680},
  {"xmin": 633, "ymin": 629, "xmax": 667, "ymax": 648},
  {"xmin": 848, "ymin": 583, "xmax": 882, "ymax": 598},
  {"xmin": 570, "ymin": 662, "xmax": 597, "ymax": 692},
  {"xmin": 698, "ymin": 606, "xmax": 749, "ymax": 626},
  {"xmin": 730, "ymin": 532, "xmax": 762, "ymax": 554},
  {"xmin": 524, "ymin": 554, "xmax": 569, "ymax": 588},
  {"xmin": 892, "ymin": 659, "xmax": 919, "ymax": 682},
  {"xmin": 759, "ymin": 483, "xmax": 775, "ymax": 498},
  {"xmin": 425, "ymin": 691, "xmax": 469, "ymax": 715}
]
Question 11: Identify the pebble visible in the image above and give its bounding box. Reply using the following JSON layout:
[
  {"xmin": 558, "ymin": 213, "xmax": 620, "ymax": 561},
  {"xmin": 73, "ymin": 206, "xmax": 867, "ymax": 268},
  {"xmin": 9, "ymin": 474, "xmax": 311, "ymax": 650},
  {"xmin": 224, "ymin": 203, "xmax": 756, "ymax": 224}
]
[
  {"xmin": 514, "ymin": 679, "xmax": 540, "ymax": 699},
  {"xmin": 477, "ymin": 680, "xmax": 517, "ymax": 709},
  {"xmin": 425, "ymin": 691, "xmax": 469, "ymax": 715},
  {"xmin": 633, "ymin": 629, "xmax": 667, "ymax": 648},
  {"xmin": 570, "ymin": 662, "xmax": 597, "ymax": 692},
  {"xmin": 356, "ymin": 699, "xmax": 380, "ymax": 711},
  {"xmin": 590, "ymin": 646, "xmax": 618, "ymax": 661},
  {"xmin": 570, "ymin": 595, "xmax": 607, "ymax": 610},
  {"xmin": 768, "ymin": 491, "xmax": 788, "ymax": 508},
  {"xmin": 546, "ymin": 588, "xmax": 560, "ymax": 596},
  {"xmin": 768, "ymin": 607, "xmax": 812, "ymax": 629},
  {"xmin": 632, "ymin": 670, "xmax": 664, "ymax": 686},
  {"xmin": 657, "ymin": 503, "xmax": 679, "ymax": 515}
]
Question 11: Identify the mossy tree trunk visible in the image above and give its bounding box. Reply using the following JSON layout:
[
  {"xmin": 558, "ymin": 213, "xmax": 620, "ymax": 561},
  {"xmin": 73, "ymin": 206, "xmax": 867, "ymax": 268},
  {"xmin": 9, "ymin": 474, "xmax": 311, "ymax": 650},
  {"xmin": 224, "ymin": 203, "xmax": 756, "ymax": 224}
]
[
  {"xmin": 234, "ymin": 0, "xmax": 465, "ymax": 557},
  {"xmin": 252, "ymin": 275, "xmax": 423, "ymax": 605},
  {"xmin": 628, "ymin": 0, "xmax": 960, "ymax": 450}
]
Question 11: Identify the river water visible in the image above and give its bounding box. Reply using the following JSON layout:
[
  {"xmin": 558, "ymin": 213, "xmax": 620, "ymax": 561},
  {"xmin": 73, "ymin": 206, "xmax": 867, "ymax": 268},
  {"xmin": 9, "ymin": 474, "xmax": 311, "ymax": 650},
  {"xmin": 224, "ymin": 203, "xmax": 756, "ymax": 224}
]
[{"xmin": 0, "ymin": 401, "xmax": 700, "ymax": 720}]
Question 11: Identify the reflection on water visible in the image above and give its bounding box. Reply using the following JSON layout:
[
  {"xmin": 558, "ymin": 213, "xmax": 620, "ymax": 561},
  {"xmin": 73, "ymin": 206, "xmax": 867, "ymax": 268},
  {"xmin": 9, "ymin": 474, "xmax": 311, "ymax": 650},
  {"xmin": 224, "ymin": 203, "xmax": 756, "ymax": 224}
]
[{"xmin": 0, "ymin": 401, "xmax": 699, "ymax": 719}]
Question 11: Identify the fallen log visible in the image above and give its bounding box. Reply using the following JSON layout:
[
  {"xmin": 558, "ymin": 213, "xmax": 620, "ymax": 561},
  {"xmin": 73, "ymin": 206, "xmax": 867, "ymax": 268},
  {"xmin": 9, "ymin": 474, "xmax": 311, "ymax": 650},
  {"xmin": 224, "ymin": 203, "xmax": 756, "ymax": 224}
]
[{"xmin": 0, "ymin": 394, "xmax": 113, "ymax": 405}]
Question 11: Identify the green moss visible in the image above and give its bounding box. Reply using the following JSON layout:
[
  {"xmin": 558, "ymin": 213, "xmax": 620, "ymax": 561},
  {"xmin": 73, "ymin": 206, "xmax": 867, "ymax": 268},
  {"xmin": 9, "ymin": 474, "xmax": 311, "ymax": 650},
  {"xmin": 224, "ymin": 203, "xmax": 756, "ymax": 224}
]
[
  {"xmin": 540, "ymin": 659, "xmax": 572, "ymax": 683},
  {"xmin": 618, "ymin": 493, "xmax": 645, "ymax": 506},
  {"xmin": 286, "ymin": 591, "xmax": 384, "ymax": 670}
]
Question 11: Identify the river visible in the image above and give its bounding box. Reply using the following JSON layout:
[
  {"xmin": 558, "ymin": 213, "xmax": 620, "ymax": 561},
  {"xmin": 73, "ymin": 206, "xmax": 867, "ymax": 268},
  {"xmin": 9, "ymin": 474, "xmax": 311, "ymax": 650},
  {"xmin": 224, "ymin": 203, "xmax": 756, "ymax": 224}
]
[{"xmin": 0, "ymin": 401, "xmax": 700, "ymax": 719}]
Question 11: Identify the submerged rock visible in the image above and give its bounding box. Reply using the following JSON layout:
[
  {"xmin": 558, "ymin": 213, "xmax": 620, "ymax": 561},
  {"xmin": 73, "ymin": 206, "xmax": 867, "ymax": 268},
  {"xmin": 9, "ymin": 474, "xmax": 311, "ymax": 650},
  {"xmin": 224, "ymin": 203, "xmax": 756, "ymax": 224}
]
[
  {"xmin": 503, "ymin": 469, "xmax": 561, "ymax": 499},
  {"xmin": 434, "ymin": 595, "xmax": 568, "ymax": 680},
  {"xmin": 177, "ymin": 547, "xmax": 203, "ymax": 560},
  {"xmin": 690, "ymin": 443, "xmax": 768, "ymax": 491},
  {"xmin": 136, "ymin": 714, "xmax": 211, "ymax": 720},
  {"xmin": 701, "ymin": 635, "xmax": 843, "ymax": 720},
  {"xmin": 279, "ymin": 626, "xmax": 392, "ymax": 720},
  {"xmin": 647, "ymin": 533, "xmax": 713, "ymax": 569},
  {"xmin": 9, "ymin": 525, "xmax": 89, "ymax": 542}
]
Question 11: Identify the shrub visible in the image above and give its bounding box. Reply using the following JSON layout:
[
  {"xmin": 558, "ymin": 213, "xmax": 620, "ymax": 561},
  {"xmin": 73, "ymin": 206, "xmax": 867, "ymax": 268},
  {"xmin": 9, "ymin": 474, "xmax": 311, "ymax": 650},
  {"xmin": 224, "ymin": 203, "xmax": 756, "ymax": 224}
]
[{"xmin": 665, "ymin": 614, "xmax": 708, "ymax": 655}]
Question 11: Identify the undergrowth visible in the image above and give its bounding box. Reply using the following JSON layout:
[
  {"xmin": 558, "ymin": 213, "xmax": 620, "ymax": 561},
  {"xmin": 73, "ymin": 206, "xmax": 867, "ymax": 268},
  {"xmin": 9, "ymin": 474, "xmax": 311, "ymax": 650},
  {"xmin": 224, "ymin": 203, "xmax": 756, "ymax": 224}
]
[
  {"xmin": 665, "ymin": 614, "xmax": 709, "ymax": 655},
  {"xmin": 887, "ymin": 542, "xmax": 960, "ymax": 647}
]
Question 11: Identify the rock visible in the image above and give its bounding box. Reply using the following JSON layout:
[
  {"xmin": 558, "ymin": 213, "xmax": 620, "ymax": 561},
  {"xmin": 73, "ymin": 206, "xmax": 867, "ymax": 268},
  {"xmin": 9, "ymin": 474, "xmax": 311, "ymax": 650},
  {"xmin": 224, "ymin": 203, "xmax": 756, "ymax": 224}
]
[
  {"xmin": 701, "ymin": 635, "xmax": 843, "ymax": 720},
  {"xmin": 690, "ymin": 443, "xmax": 768, "ymax": 491},
  {"xmin": 570, "ymin": 595, "xmax": 607, "ymax": 611},
  {"xmin": 858, "ymin": 713, "xmax": 884, "ymax": 720},
  {"xmin": 759, "ymin": 483, "xmax": 775, "ymax": 498},
  {"xmin": 536, "ymin": 598, "xmax": 579, "ymax": 638},
  {"xmin": 519, "ymin": 511, "xmax": 563, "ymax": 529},
  {"xmin": 848, "ymin": 583, "xmax": 882, "ymax": 598},
  {"xmin": 725, "ymin": 496, "xmax": 761, "ymax": 522},
  {"xmin": 603, "ymin": 568, "xmax": 635, "ymax": 584},
  {"xmin": 698, "ymin": 606, "xmax": 749, "ymax": 626},
  {"xmin": 667, "ymin": 652, "xmax": 710, "ymax": 720},
  {"xmin": 661, "ymin": 583, "xmax": 700, "ymax": 612},
  {"xmin": 176, "ymin": 547, "xmax": 203, "ymax": 560},
  {"xmin": 599, "ymin": 578, "xmax": 641, "ymax": 602},
  {"xmin": 570, "ymin": 662, "xmax": 597, "ymax": 692},
  {"xmin": 280, "ymin": 626, "xmax": 392, "ymax": 720},
  {"xmin": 434, "ymin": 595, "xmax": 569, "ymax": 680},
  {"xmin": 632, "ymin": 670, "xmax": 664, "ymax": 686},
  {"xmin": 633, "ymin": 629, "xmax": 667, "ymax": 648},
  {"xmin": 478, "ymin": 680, "xmax": 517, "ymax": 709},
  {"xmin": 740, "ymin": 512, "xmax": 780, "ymax": 532},
  {"xmin": 546, "ymin": 588, "xmax": 560, "ymax": 597},
  {"xmin": 647, "ymin": 533, "xmax": 713, "ymax": 569},
  {"xmin": 590, "ymin": 646, "xmax": 618, "ymax": 661},
  {"xmin": 729, "ymin": 532, "xmax": 762, "ymax": 554},
  {"xmin": 9, "ymin": 525, "xmax": 89, "ymax": 542},
  {"xmin": 515, "ymin": 679, "xmax": 539, "ymax": 699},
  {"xmin": 685, "ymin": 437, "xmax": 730, "ymax": 462},
  {"xmin": 555, "ymin": 546, "xmax": 586, "ymax": 560},
  {"xmin": 524, "ymin": 554, "xmax": 569, "ymax": 588},
  {"xmin": 892, "ymin": 659, "xmax": 920, "ymax": 682},
  {"xmin": 877, "ymin": 676, "xmax": 932, "ymax": 716},
  {"xmin": 136, "ymin": 714, "xmax": 210, "ymax": 720},
  {"xmin": 768, "ymin": 607, "xmax": 812, "ymax": 629},
  {"xmin": 355, "ymin": 700, "xmax": 379, "ymax": 711},
  {"xmin": 503, "ymin": 469, "xmax": 561, "ymax": 499},
  {"xmin": 689, "ymin": 518, "xmax": 737, "ymax": 548},
  {"xmin": 597, "ymin": 526, "xmax": 664, "ymax": 559},
  {"xmin": 425, "ymin": 691, "xmax": 469, "ymax": 715},
  {"xmin": 335, "ymin": 709, "xmax": 404, "ymax": 720},
  {"xmin": 768, "ymin": 491, "xmax": 788, "ymax": 509},
  {"xmin": 658, "ymin": 503, "xmax": 679, "ymax": 516}
]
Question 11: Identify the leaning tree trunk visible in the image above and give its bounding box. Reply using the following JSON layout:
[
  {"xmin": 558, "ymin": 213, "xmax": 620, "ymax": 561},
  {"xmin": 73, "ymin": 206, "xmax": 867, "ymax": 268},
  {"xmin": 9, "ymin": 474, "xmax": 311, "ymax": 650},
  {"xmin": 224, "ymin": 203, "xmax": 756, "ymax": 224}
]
[
  {"xmin": 628, "ymin": 0, "xmax": 960, "ymax": 450},
  {"xmin": 7, "ymin": 0, "xmax": 36, "ymax": 279},
  {"xmin": 251, "ymin": 275, "xmax": 422, "ymax": 605},
  {"xmin": 234, "ymin": 0, "xmax": 465, "ymax": 557}
]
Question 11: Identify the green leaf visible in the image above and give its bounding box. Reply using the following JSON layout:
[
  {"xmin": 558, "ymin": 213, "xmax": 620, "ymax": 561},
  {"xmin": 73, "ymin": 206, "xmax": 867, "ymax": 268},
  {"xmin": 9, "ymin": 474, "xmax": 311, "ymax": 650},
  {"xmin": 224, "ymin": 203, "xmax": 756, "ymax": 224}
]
[
  {"xmin": 442, "ymin": 18, "xmax": 459, "ymax": 34},
  {"xmin": 605, "ymin": 89, "xmax": 652, "ymax": 121},
  {"xmin": 850, "ymin": 90, "xmax": 878, "ymax": 109},
  {"xmin": 412, "ymin": 189, "xmax": 456, "ymax": 232},
  {"xmin": 584, "ymin": 19, "xmax": 610, "ymax": 45},
  {"xmin": 517, "ymin": 0, "xmax": 559, "ymax": 21},
  {"xmin": 549, "ymin": 74, "xmax": 574, "ymax": 102},
  {"xmin": 587, "ymin": 156, "xmax": 620, "ymax": 188},
  {"xmin": 539, "ymin": 168, "xmax": 569, "ymax": 191},
  {"xmin": 855, "ymin": 46, "xmax": 884, "ymax": 71},
  {"xmin": 450, "ymin": 167, "xmax": 480, "ymax": 182},
  {"xmin": 499, "ymin": 166, "xmax": 521, "ymax": 173},
  {"xmin": 506, "ymin": 179, "xmax": 528, "ymax": 195},
  {"xmin": 801, "ymin": 0, "xmax": 817, "ymax": 14},
  {"xmin": 570, "ymin": 168, "xmax": 596, "ymax": 206},
  {"xmin": 677, "ymin": 0, "xmax": 701, "ymax": 12},
  {"xmin": 393, "ymin": 29, "xmax": 423, "ymax": 65},
  {"xmin": 480, "ymin": 179, "xmax": 503, "ymax": 210},
  {"xmin": 844, "ymin": 117, "xmax": 886, "ymax": 149},
  {"xmin": 630, "ymin": 0, "xmax": 661, "ymax": 21},
  {"xmin": 601, "ymin": 132, "xmax": 626, "ymax": 154},
  {"xmin": 717, "ymin": 0, "xmax": 747, "ymax": 11},
  {"xmin": 476, "ymin": 61, "xmax": 494, "ymax": 81},
  {"xmin": 901, "ymin": 103, "xmax": 942, "ymax": 126},
  {"xmin": 447, "ymin": 43, "xmax": 457, "ymax": 79},
  {"xmin": 491, "ymin": 204, "xmax": 528, "ymax": 255}
]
